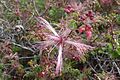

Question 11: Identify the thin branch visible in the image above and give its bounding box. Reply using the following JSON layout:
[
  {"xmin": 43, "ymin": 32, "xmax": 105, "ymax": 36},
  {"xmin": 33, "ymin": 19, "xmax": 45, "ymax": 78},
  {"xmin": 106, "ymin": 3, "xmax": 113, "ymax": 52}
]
[
  {"xmin": 23, "ymin": 12, "xmax": 35, "ymax": 26},
  {"xmin": 12, "ymin": 42, "xmax": 35, "ymax": 53},
  {"xmin": 32, "ymin": 0, "xmax": 40, "ymax": 16},
  {"xmin": 86, "ymin": 61, "xmax": 97, "ymax": 74},
  {"xmin": 0, "ymin": 39, "xmax": 35, "ymax": 53},
  {"xmin": 19, "ymin": 56, "xmax": 39, "ymax": 60},
  {"xmin": 0, "ymin": 0, "xmax": 12, "ymax": 12},
  {"xmin": 113, "ymin": 61, "xmax": 120, "ymax": 75}
]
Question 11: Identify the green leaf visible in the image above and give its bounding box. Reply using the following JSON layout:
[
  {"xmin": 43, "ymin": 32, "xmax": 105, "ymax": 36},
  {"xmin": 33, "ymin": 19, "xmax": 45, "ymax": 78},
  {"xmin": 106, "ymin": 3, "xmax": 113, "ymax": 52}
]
[
  {"xmin": 48, "ymin": 7, "xmax": 65, "ymax": 22},
  {"xmin": 33, "ymin": 65, "xmax": 42, "ymax": 73},
  {"xmin": 12, "ymin": 45, "xmax": 22, "ymax": 53},
  {"xmin": 69, "ymin": 19, "xmax": 77, "ymax": 29},
  {"xmin": 36, "ymin": 0, "xmax": 45, "ymax": 11},
  {"xmin": 107, "ymin": 43, "xmax": 113, "ymax": 50},
  {"xmin": 116, "ymin": 47, "xmax": 120, "ymax": 55},
  {"xmin": 0, "ymin": 63, "xmax": 4, "ymax": 69},
  {"xmin": 116, "ymin": 14, "xmax": 120, "ymax": 25},
  {"xmin": 24, "ymin": 71, "xmax": 35, "ymax": 77}
]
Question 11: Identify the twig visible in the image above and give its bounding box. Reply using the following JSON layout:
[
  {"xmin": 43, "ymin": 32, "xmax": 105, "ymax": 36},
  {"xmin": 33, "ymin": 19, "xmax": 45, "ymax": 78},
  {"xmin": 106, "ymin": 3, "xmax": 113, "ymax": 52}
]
[
  {"xmin": 0, "ymin": 18, "xmax": 11, "ymax": 27},
  {"xmin": 39, "ymin": 6, "xmax": 51, "ymax": 17},
  {"xmin": 32, "ymin": 0, "xmax": 40, "ymax": 16},
  {"xmin": 113, "ymin": 61, "xmax": 120, "ymax": 75},
  {"xmin": 94, "ymin": 74, "xmax": 101, "ymax": 80},
  {"xmin": 96, "ymin": 55, "xmax": 104, "ymax": 71},
  {"xmin": 23, "ymin": 12, "xmax": 35, "ymax": 26},
  {"xmin": 12, "ymin": 42, "xmax": 35, "ymax": 53},
  {"xmin": 86, "ymin": 61, "xmax": 97, "ymax": 74},
  {"xmin": 0, "ymin": 39, "xmax": 35, "ymax": 53},
  {"xmin": 19, "ymin": 56, "xmax": 39, "ymax": 60},
  {"xmin": 8, "ymin": 68, "xmax": 15, "ymax": 75},
  {"xmin": 0, "ymin": 0, "xmax": 12, "ymax": 12},
  {"xmin": 48, "ymin": 42, "xmax": 58, "ymax": 58}
]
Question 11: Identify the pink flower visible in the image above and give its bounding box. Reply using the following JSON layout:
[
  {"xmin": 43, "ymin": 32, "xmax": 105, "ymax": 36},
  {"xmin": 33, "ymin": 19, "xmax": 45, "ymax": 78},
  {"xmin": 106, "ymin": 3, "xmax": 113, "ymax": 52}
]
[
  {"xmin": 86, "ymin": 31, "xmax": 92, "ymax": 40},
  {"xmin": 15, "ymin": 0, "xmax": 20, "ymax": 3},
  {"xmin": 69, "ymin": 0, "xmax": 84, "ymax": 13},
  {"xmin": 85, "ymin": 24, "xmax": 92, "ymax": 40},
  {"xmin": 65, "ymin": 41, "xmax": 94, "ymax": 55},
  {"xmin": 80, "ymin": 15, "xmax": 87, "ymax": 22},
  {"xmin": 15, "ymin": 8, "xmax": 21, "ymax": 16},
  {"xmin": 85, "ymin": 10, "xmax": 94, "ymax": 20},
  {"xmin": 64, "ymin": 5, "xmax": 74, "ymax": 13},
  {"xmin": 85, "ymin": 24, "xmax": 92, "ymax": 31},
  {"xmin": 36, "ymin": 17, "xmax": 94, "ymax": 75},
  {"xmin": 36, "ymin": 22, "xmax": 45, "ymax": 29},
  {"xmin": 55, "ymin": 45, "xmax": 63, "ymax": 74},
  {"xmin": 79, "ymin": 24, "xmax": 92, "ymax": 40},
  {"xmin": 100, "ymin": 0, "xmax": 112, "ymax": 4},
  {"xmin": 79, "ymin": 27, "xmax": 85, "ymax": 33},
  {"xmin": 80, "ymin": 10, "xmax": 95, "ymax": 24}
]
